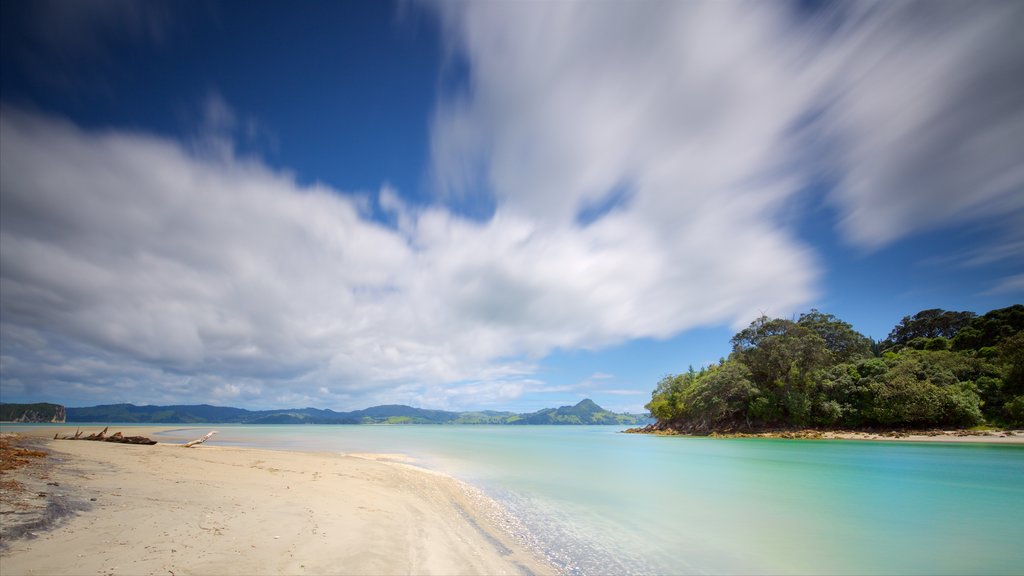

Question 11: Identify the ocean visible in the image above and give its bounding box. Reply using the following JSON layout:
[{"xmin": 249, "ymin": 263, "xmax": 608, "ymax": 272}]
[{"xmin": 141, "ymin": 424, "xmax": 1024, "ymax": 575}]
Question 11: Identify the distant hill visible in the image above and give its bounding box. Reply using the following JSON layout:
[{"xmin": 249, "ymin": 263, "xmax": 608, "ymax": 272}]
[
  {"xmin": 64, "ymin": 399, "xmax": 651, "ymax": 425},
  {"xmin": 507, "ymin": 398, "xmax": 643, "ymax": 425},
  {"xmin": 0, "ymin": 403, "xmax": 66, "ymax": 423}
]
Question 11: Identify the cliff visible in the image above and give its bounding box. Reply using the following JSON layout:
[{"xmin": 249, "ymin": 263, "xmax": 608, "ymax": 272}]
[{"xmin": 0, "ymin": 403, "xmax": 67, "ymax": 423}]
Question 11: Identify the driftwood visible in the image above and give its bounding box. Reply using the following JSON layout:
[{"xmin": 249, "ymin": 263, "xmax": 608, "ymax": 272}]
[
  {"xmin": 56, "ymin": 427, "xmax": 157, "ymax": 445},
  {"xmin": 183, "ymin": 431, "xmax": 217, "ymax": 448},
  {"xmin": 104, "ymin": 434, "xmax": 157, "ymax": 445}
]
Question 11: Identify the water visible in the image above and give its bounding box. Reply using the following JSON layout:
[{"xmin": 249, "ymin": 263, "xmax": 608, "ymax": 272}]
[{"xmin": 11, "ymin": 423, "xmax": 1024, "ymax": 574}]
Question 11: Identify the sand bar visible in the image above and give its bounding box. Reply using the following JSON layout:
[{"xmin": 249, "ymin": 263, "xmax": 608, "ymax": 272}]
[
  {"xmin": 0, "ymin": 430, "xmax": 552, "ymax": 575},
  {"xmin": 630, "ymin": 424, "xmax": 1024, "ymax": 443},
  {"xmin": 734, "ymin": 429, "xmax": 1024, "ymax": 443}
]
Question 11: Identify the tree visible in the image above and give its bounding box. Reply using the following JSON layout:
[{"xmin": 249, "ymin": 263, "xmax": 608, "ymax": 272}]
[
  {"xmin": 882, "ymin": 309, "xmax": 976, "ymax": 351},
  {"xmin": 646, "ymin": 306, "xmax": 1018, "ymax": 433},
  {"xmin": 999, "ymin": 331, "xmax": 1024, "ymax": 397},
  {"xmin": 857, "ymin": 351, "xmax": 982, "ymax": 427},
  {"xmin": 682, "ymin": 362, "xmax": 759, "ymax": 430},
  {"xmin": 952, "ymin": 305, "xmax": 1024, "ymax": 351},
  {"xmin": 646, "ymin": 373, "xmax": 693, "ymax": 422},
  {"xmin": 797, "ymin": 309, "xmax": 874, "ymax": 363},
  {"xmin": 731, "ymin": 317, "xmax": 829, "ymax": 391},
  {"xmin": 813, "ymin": 362, "xmax": 873, "ymax": 427}
]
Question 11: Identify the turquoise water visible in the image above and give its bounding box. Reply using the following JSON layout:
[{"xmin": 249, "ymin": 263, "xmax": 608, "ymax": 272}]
[{"xmin": 10, "ymin": 424, "xmax": 1024, "ymax": 575}]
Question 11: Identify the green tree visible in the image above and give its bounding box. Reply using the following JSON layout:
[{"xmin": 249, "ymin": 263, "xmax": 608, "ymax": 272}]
[
  {"xmin": 646, "ymin": 373, "xmax": 694, "ymax": 422},
  {"xmin": 952, "ymin": 305, "xmax": 1024, "ymax": 351},
  {"xmin": 731, "ymin": 317, "xmax": 829, "ymax": 392},
  {"xmin": 862, "ymin": 351, "xmax": 981, "ymax": 427},
  {"xmin": 812, "ymin": 362, "xmax": 871, "ymax": 427},
  {"xmin": 1001, "ymin": 332, "xmax": 1024, "ymax": 387},
  {"xmin": 682, "ymin": 361, "xmax": 759, "ymax": 430},
  {"xmin": 645, "ymin": 306, "xmax": 1019, "ymax": 433},
  {"xmin": 797, "ymin": 309, "xmax": 874, "ymax": 363},
  {"xmin": 882, "ymin": 309, "xmax": 976, "ymax": 351},
  {"xmin": 1004, "ymin": 395, "xmax": 1024, "ymax": 427}
]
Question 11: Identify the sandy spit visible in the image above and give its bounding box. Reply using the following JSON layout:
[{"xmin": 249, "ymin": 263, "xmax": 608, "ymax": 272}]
[
  {"xmin": 630, "ymin": 426, "xmax": 1024, "ymax": 443},
  {"xmin": 713, "ymin": 429, "xmax": 1024, "ymax": 443},
  {"xmin": 821, "ymin": 430, "xmax": 1024, "ymax": 443},
  {"xmin": 0, "ymin": 432, "xmax": 554, "ymax": 576}
]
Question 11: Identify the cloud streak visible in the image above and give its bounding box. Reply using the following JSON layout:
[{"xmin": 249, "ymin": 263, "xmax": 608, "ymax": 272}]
[
  {"xmin": 803, "ymin": 1, "xmax": 1024, "ymax": 248},
  {"xmin": 0, "ymin": 98, "xmax": 814, "ymax": 408},
  {"xmin": 3, "ymin": 1, "xmax": 1021, "ymax": 409},
  {"xmin": 431, "ymin": 0, "xmax": 1024, "ymax": 251}
]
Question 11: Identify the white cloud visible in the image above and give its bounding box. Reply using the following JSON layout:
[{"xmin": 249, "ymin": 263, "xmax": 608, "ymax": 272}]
[
  {"xmin": 603, "ymin": 390, "xmax": 646, "ymax": 397},
  {"xmin": 5, "ymin": 1, "xmax": 1018, "ymax": 410},
  {"xmin": 0, "ymin": 102, "xmax": 814, "ymax": 409},
  {"xmin": 432, "ymin": 0, "xmax": 1024, "ymax": 250},
  {"xmin": 803, "ymin": 1, "xmax": 1024, "ymax": 249},
  {"xmin": 431, "ymin": 1, "xmax": 821, "ymax": 330}
]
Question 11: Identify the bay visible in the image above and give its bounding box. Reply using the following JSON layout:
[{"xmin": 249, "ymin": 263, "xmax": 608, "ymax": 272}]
[{"xmin": 149, "ymin": 424, "xmax": 1024, "ymax": 575}]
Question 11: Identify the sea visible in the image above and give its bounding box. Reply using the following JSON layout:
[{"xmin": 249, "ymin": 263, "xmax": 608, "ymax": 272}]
[{"xmin": 10, "ymin": 423, "xmax": 1024, "ymax": 575}]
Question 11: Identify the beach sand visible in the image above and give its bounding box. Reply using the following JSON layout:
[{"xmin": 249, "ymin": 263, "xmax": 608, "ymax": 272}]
[
  {"xmin": 0, "ymin": 431, "xmax": 552, "ymax": 575},
  {"xmin": 631, "ymin": 425, "xmax": 1024, "ymax": 443},
  {"xmin": 731, "ymin": 429, "xmax": 1024, "ymax": 443}
]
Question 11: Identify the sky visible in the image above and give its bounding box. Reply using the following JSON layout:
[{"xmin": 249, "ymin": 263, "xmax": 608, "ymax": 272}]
[{"xmin": 1, "ymin": 0, "xmax": 1022, "ymax": 413}]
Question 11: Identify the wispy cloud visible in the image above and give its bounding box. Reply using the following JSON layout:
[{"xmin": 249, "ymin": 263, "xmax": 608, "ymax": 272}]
[
  {"xmin": 431, "ymin": 0, "xmax": 1024, "ymax": 253},
  {"xmin": 804, "ymin": 2, "xmax": 1024, "ymax": 249},
  {"xmin": 0, "ymin": 105, "xmax": 812, "ymax": 409},
  {"xmin": 602, "ymin": 389, "xmax": 645, "ymax": 397},
  {"xmin": 431, "ymin": 1, "xmax": 822, "ymax": 334},
  {"xmin": 983, "ymin": 274, "xmax": 1024, "ymax": 297},
  {"xmin": 3, "ymin": 1, "xmax": 1021, "ymax": 410}
]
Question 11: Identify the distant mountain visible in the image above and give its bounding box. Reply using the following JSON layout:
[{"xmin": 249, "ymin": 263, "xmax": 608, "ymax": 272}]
[
  {"xmin": 508, "ymin": 398, "xmax": 644, "ymax": 425},
  {"xmin": 64, "ymin": 399, "xmax": 651, "ymax": 425},
  {"xmin": 0, "ymin": 402, "xmax": 66, "ymax": 423}
]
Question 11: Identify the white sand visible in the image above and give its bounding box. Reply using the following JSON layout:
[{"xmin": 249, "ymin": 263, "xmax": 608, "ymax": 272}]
[{"xmin": 0, "ymin": 434, "xmax": 552, "ymax": 575}]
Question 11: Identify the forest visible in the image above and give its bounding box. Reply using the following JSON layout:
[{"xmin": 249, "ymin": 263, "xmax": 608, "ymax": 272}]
[{"xmin": 645, "ymin": 305, "xmax": 1024, "ymax": 432}]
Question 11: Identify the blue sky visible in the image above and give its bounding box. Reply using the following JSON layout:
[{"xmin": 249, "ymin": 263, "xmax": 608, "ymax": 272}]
[{"xmin": 1, "ymin": 0, "xmax": 1022, "ymax": 413}]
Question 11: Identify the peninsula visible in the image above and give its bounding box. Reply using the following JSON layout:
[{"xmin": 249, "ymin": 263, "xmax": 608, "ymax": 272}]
[{"xmin": 636, "ymin": 305, "xmax": 1023, "ymax": 436}]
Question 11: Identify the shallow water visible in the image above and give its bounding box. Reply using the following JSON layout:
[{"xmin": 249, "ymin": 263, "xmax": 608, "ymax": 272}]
[{"xmin": 11, "ymin": 423, "xmax": 1024, "ymax": 574}]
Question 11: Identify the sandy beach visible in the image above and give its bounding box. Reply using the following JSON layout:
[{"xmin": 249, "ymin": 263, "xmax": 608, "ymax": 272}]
[
  {"xmin": 630, "ymin": 425, "xmax": 1024, "ymax": 443},
  {"xmin": 0, "ymin": 430, "xmax": 552, "ymax": 576},
  {"xmin": 720, "ymin": 429, "xmax": 1024, "ymax": 443}
]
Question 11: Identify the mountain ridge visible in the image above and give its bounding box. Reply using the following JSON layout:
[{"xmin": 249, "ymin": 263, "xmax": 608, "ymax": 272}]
[{"xmin": 56, "ymin": 399, "xmax": 650, "ymax": 425}]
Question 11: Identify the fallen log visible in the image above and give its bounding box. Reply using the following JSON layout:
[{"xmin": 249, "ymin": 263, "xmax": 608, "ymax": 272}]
[
  {"xmin": 84, "ymin": 426, "xmax": 108, "ymax": 441},
  {"xmin": 108, "ymin": 435, "xmax": 157, "ymax": 445},
  {"xmin": 57, "ymin": 427, "xmax": 156, "ymax": 445},
  {"xmin": 183, "ymin": 431, "xmax": 217, "ymax": 448}
]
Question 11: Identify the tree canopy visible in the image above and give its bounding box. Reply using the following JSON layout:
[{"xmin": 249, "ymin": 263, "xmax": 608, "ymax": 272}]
[{"xmin": 646, "ymin": 305, "xmax": 1024, "ymax": 432}]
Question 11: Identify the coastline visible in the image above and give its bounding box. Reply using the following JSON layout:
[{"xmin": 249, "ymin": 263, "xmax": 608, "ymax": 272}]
[
  {"xmin": 626, "ymin": 425, "xmax": 1024, "ymax": 444},
  {"xmin": 0, "ymin": 430, "xmax": 554, "ymax": 575}
]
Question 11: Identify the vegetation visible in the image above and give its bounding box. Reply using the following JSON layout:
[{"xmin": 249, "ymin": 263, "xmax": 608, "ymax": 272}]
[
  {"xmin": 0, "ymin": 403, "xmax": 65, "ymax": 423},
  {"xmin": 64, "ymin": 399, "xmax": 649, "ymax": 425},
  {"xmin": 645, "ymin": 305, "xmax": 1024, "ymax": 433},
  {"xmin": 506, "ymin": 398, "xmax": 642, "ymax": 425}
]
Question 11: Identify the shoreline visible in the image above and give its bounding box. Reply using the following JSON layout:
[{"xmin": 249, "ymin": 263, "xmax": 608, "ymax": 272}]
[
  {"xmin": 0, "ymin": 430, "xmax": 555, "ymax": 575},
  {"xmin": 626, "ymin": 425, "xmax": 1024, "ymax": 443}
]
